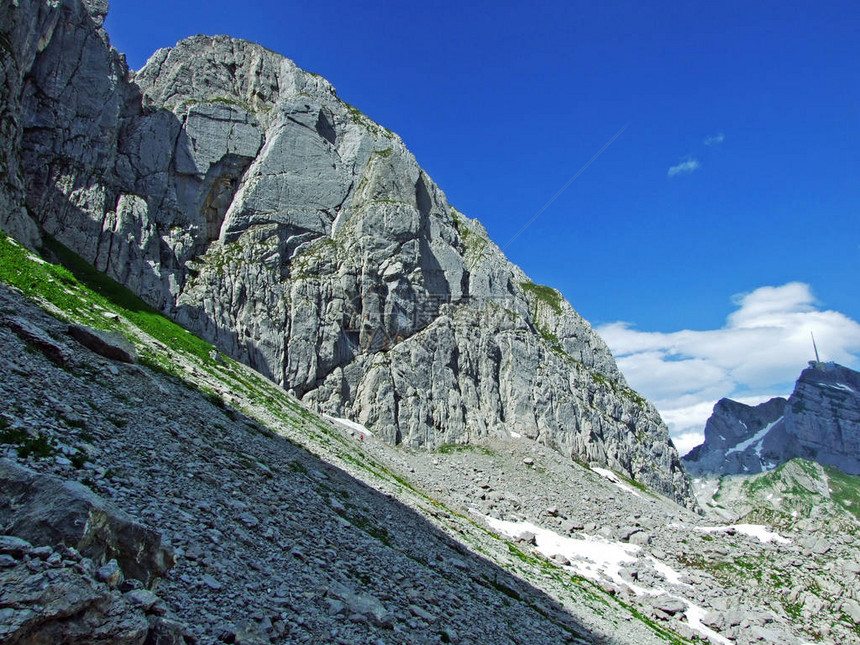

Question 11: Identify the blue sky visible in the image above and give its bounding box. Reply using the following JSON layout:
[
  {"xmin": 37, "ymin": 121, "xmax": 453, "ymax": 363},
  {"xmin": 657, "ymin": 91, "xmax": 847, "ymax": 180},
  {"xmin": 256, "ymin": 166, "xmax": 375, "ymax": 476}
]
[{"xmin": 106, "ymin": 1, "xmax": 860, "ymax": 452}]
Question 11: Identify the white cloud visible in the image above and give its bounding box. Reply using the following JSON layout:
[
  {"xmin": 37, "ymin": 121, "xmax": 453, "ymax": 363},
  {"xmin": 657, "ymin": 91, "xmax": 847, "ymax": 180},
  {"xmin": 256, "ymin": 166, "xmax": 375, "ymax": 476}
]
[
  {"xmin": 704, "ymin": 133, "xmax": 725, "ymax": 146},
  {"xmin": 667, "ymin": 158, "xmax": 700, "ymax": 177},
  {"xmin": 669, "ymin": 429, "xmax": 711, "ymax": 457},
  {"xmin": 598, "ymin": 283, "xmax": 860, "ymax": 456}
]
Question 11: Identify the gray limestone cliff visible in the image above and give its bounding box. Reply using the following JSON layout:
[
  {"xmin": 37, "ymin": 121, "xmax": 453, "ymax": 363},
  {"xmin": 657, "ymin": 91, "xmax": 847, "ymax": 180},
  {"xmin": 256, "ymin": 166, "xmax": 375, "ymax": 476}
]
[
  {"xmin": 684, "ymin": 362, "xmax": 860, "ymax": 476},
  {"xmin": 0, "ymin": 0, "xmax": 695, "ymax": 507}
]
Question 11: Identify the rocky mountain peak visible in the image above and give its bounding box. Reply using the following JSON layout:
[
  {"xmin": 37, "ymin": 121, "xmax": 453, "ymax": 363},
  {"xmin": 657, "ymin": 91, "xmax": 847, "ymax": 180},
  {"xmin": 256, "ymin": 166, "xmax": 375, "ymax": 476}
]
[
  {"xmin": 0, "ymin": 0, "xmax": 695, "ymax": 507},
  {"xmin": 684, "ymin": 362, "xmax": 860, "ymax": 476},
  {"xmin": 6, "ymin": 4, "xmax": 860, "ymax": 643},
  {"xmin": 134, "ymin": 34, "xmax": 336, "ymax": 116}
]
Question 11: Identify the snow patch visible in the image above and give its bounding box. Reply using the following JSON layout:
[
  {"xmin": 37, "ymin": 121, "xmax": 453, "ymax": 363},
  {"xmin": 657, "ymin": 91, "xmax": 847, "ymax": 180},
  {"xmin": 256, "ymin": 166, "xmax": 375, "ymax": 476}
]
[
  {"xmin": 684, "ymin": 601, "xmax": 732, "ymax": 645},
  {"xmin": 649, "ymin": 557, "xmax": 686, "ymax": 586},
  {"xmin": 484, "ymin": 516, "xmax": 646, "ymax": 592},
  {"xmin": 726, "ymin": 417, "xmax": 782, "ymax": 455},
  {"xmin": 591, "ymin": 467, "xmax": 641, "ymax": 498},
  {"xmin": 481, "ymin": 514, "xmax": 728, "ymax": 644},
  {"xmin": 324, "ymin": 415, "xmax": 373, "ymax": 436},
  {"xmin": 509, "ymin": 431, "xmax": 522, "ymax": 439}
]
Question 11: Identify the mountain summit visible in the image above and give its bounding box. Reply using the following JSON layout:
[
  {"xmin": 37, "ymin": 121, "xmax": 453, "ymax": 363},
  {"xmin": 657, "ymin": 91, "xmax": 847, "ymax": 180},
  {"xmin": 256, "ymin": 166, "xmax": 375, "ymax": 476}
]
[
  {"xmin": 0, "ymin": 0, "xmax": 694, "ymax": 506},
  {"xmin": 684, "ymin": 362, "xmax": 860, "ymax": 476}
]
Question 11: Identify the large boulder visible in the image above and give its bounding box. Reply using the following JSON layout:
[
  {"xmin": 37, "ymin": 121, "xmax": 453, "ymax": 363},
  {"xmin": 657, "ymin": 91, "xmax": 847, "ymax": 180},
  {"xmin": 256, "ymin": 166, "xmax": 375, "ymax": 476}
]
[
  {"xmin": 68, "ymin": 324, "xmax": 137, "ymax": 363},
  {"xmin": 0, "ymin": 459, "xmax": 173, "ymax": 587},
  {"xmin": 0, "ymin": 557, "xmax": 150, "ymax": 644}
]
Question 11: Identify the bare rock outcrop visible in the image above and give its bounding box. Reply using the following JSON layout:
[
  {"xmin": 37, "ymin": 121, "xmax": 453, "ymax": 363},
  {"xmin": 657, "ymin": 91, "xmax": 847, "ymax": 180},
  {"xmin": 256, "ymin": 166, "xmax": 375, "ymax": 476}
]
[
  {"xmin": 0, "ymin": 459, "xmax": 173, "ymax": 587},
  {"xmin": 0, "ymin": 553, "xmax": 151, "ymax": 645},
  {"xmin": 0, "ymin": 459, "xmax": 180, "ymax": 644}
]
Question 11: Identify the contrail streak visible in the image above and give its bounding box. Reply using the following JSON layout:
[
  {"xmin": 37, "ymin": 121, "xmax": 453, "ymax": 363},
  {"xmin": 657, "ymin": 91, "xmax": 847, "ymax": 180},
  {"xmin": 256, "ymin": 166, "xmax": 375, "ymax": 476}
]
[{"xmin": 501, "ymin": 122, "xmax": 630, "ymax": 252}]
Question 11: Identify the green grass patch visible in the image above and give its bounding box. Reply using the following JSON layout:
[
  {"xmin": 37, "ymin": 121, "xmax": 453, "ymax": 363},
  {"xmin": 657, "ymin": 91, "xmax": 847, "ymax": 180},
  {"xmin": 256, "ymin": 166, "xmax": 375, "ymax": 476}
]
[
  {"xmin": 591, "ymin": 371, "xmax": 647, "ymax": 407},
  {"xmin": 537, "ymin": 324, "xmax": 561, "ymax": 347},
  {"xmin": 738, "ymin": 459, "xmax": 852, "ymax": 531},
  {"xmin": 591, "ymin": 372, "xmax": 610, "ymax": 388},
  {"xmin": 520, "ymin": 281, "xmax": 562, "ymax": 315},
  {"xmin": 342, "ymin": 102, "xmax": 394, "ymax": 139},
  {"xmin": 676, "ymin": 551, "xmax": 766, "ymax": 584},
  {"xmin": 289, "ymin": 236, "xmax": 337, "ymax": 280},
  {"xmin": 452, "ymin": 213, "xmax": 489, "ymax": 265},
  {"xmin": 824, "ymin": 465, "xmax": 860, "ymax": 521},
  {"xmin": 174, "ymin": 96, "xmax": 255, "ymax": 113},
  {"xmin": 0, "ymin": 422, "xmax": 57, "ymax": 460},
  {"xmin": 437, "ymin": 442, "xmax": 493, "ymax": 456},
  {"xmin": 0, "ymin": 232, "xmax": 217, "ymax": 366},
  {"xmin": 347, "ymin": 513, "xmax": 392, "ymax": 546},
  {"xmin": 518, "ymin": 281, "xmax": 583, "ymax": 362},
  {"xmin": 450, "ymin": 207, "xmax": 462, "ymax": 228}
]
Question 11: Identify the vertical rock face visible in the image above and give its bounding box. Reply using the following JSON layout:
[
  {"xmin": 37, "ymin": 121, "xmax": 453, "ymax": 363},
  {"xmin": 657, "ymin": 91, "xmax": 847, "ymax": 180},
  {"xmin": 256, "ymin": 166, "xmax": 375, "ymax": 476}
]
[
  {"xmin": 684, "ymin": 362, "xmax": 860, "ymax": 476},
  {"xmin": 781, "ymin": 363, "xmax": 860, "ymax": 472},
  {"xmin": 0, "ymin": 0, "xmax": 54, "ymax": 248},
  {"xmin": 0, "ymin": 1, "xmax": 696, "ymax": 507}
]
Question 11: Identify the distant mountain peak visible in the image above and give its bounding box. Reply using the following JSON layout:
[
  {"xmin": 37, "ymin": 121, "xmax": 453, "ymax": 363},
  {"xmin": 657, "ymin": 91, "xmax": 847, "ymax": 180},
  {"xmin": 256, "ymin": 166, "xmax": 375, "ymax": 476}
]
[{"xmin": 684, "ymin": 362, "xmax": 860, "ymax": 476}]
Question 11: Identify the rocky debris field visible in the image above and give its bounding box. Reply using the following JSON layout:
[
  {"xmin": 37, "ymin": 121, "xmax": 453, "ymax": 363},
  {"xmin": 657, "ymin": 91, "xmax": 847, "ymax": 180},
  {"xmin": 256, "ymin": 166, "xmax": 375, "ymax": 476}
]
[
  {"xmin": 358, "ymin": 431, "xmax": 860, "ymax": 644},
  {"xmin": 0, "ymin": 282, "xmax": 657, "ymax": 644}
]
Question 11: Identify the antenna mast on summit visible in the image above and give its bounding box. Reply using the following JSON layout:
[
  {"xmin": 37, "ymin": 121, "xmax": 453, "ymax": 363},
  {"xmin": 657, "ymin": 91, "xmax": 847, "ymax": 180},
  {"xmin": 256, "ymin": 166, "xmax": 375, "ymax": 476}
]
[{"xmin": 811, "ymin": 331, "xmax": 821, "ymax": 363}]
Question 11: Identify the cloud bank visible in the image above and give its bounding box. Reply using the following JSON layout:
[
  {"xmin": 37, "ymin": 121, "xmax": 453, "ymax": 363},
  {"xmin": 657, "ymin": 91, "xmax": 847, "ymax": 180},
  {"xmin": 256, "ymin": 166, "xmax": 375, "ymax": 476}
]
[
  {"xmin": 598, "ymin": 283, "xmax": 860, "ymax": 456},
  {"xmin": 667, "ymin": 158, "xmax": 700, "ymax": 177}
]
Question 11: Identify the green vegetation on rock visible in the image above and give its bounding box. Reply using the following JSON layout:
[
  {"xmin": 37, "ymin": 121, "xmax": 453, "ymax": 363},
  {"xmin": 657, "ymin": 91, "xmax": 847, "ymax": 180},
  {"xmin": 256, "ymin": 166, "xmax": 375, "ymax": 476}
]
[
  {"xmin": 520, "ymin": 281, "xmax": 562, "ymax": 315},
  {"xmin": 452, "ymin": 208, "xmax": 489, "ymax": 265},
  {"xmin": 0, "ymin": 421, "xmax": 57, "ymax": 460},
  {"xmin": 343, "ymin": 102, "xmax": 394, "ymax": 139},
  {"xmin": 436, "ymin": 443, "xmax": 494, "ymax": 456},
  {"xmin": 823, "ymin": 465, "xmax": 860, "ymax": 521},
  {"xmin": 592, "ymin": 369, "xmax": 646, "ymax": 408}
]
